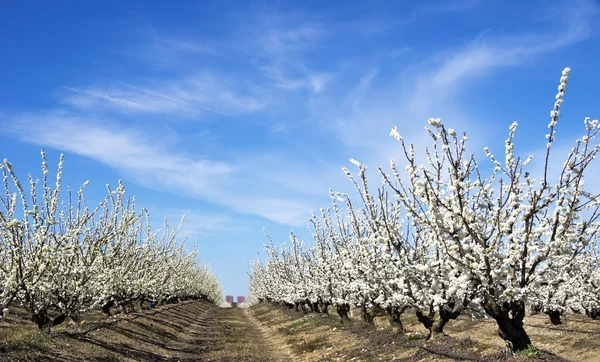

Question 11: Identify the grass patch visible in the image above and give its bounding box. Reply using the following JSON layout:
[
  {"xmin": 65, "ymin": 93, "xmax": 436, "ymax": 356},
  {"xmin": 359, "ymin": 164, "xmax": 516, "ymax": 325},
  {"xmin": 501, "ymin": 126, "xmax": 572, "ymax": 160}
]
[
  {"xmin": 289, "ymin": 318, "xmax": 309, "ymax": 329},
  {"xmin": 517, "ymin": 344, "xmax": 541, "ymax": 358},
  {"xmin": 407, "ymin": 332, "xmax": 424, "ymax": 340},
  {"xmin": 1, "ymin": 327, "xmax": 51, "ymax": 352}
]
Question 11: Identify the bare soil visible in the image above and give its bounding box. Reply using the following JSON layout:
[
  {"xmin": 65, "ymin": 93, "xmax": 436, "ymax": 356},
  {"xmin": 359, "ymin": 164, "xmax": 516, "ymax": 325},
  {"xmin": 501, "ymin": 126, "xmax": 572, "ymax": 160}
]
[
  {"xmin": 247, "ymin": 304, "xmax": 599, "ymax": 362},
  {"xmin": 0, "ymin": 301, "xmax": 290, "ymax": 361},
  {"xmin": 2, "ymin": 301, "xmax": 599, "ymax": 361}
]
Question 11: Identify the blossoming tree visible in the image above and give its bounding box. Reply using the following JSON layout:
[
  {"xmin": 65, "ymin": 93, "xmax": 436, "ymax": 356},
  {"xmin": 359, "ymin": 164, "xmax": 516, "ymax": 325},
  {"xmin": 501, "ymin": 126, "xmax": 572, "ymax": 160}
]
[
  {"xmin": 0, "ymin": 151, "xmax": 223, "ymax": 330},
  {"xmin": 248, "ymin": 67, "xmax": 600, "ymax": 352}
]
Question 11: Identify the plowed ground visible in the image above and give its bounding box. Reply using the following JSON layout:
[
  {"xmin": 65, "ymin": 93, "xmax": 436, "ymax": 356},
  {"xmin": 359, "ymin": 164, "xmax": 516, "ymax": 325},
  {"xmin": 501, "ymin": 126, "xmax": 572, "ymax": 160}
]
[
  {"xmin": 2, "ymin": 301, "xmax": 599, "ymax": 361},
  {"xmin": 0, "ymin": 301, "xmax": 290, "ymax": 361}
]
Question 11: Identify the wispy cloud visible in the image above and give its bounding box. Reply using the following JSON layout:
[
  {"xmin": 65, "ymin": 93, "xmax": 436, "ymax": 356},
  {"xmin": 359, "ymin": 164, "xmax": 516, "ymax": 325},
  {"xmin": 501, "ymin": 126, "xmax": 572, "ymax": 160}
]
[
  {"xmin": 242, "ymin": 9, "xmax": 332, "ymax": 94},
  {"xmin": 302, "ymin": 0, "xmax": 598, "ymax": 185},
  {"xmin": 405, "ymin": 0, "xmax": 596, "ymax": 120},
  {"xmin": 258, "ymin": 64, "xmax": 330, "ymax": 92},
  {"xmin": 4, "ymin": 0, "xmax": 599, "ymax": 229},
  {"xmin": 124, "ymin": 27, "xmax": 219, "ymax": 68},
  {"xmin": 6, "ymin": 111, "xmax": 323, "ymax": 226},
  {"xmin": 410, "ymin": 0, "xmax": 482, "ymax": 17},
  {"xmin": 150, "ymin": 207, "xmax": 234, "ymax": 236},
  {"xmin": 7, "ymin": 111, "xmax": 234, "ymax": 182},
  {"xmin": 58, "ymin": 72, "xmax": 267, "ymax": 116}
]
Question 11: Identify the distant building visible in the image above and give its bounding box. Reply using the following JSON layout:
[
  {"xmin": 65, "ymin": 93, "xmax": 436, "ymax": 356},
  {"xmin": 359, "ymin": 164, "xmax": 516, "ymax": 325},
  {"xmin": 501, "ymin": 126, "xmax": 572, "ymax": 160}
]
[
  {"xmin": 226, "ymin": 295, "xmax": 234, "ymax": 304},
  {"xmin": 237, "ymin": 296, "xmax": 246, "ymax": 304}
]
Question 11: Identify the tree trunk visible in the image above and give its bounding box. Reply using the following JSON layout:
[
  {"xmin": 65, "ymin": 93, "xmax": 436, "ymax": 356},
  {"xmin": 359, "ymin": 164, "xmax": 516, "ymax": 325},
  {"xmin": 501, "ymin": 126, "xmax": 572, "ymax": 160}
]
[
  {"xmin": 119, "ymin": 300, "xmax": 135, "ymax": 314},
  {"xmin": 337, "ymin": 304, "xmax": 350, "ymax": 322},
  {"xmin": 386, "ymin": 306, "xmax": 406, "ymax": 333},
  {"xmin": 52, "ymin": 313, "xmax": 67, "ymax": 327},
  {"xmin": 311, "ymin": 301, "xmax": 320, "ymax": 313},
  {"xmin": 31, "ymin": 311, "xmax": 67, "ymax": 329},
  {"xmin": 416, "ymin": 310, "xmax": 439, "ymax": 339},
  {"xmin": 483, "ymin": 299, "xmax": 532, "ymax": 352},
  {"xmin": 31, "ymin": 310, "xmax": 50, "ymax": 329},
  {"xmin": 545, "ymin": 310, "xmax": 562, "ymax": 325},
  {"xmin": 586, "ymin": 308, "xmax": 600, "ymax": 320},
  {"xmin": 415, "ymin": 303, "xmax": 460, "ymax": 340},
  {"xmin": 102, "ymin": 301, "xmax": 115, "ymax": 316},
  {"xmin": 430, "ymin": 317, "xmax": 448, "ymax": 337},
  {"xmin": 321, "ymin": 302, "xmax": 330, "ymax": 314},
  {"xmin": 361, "ymin": 305, "xmax": 374, "ymax": 325},
  {"xmin": 530, "ymin": 303, "xmax": 542, "ymax": 315}
]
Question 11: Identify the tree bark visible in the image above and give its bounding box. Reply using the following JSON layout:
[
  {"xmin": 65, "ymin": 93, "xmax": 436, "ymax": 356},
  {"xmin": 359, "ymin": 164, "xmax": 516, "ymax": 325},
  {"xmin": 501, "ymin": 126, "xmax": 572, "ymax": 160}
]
[
  {"xmin": 337, "ymin": 304, "xmax": 350, "ymax": 322},
  {"xmin": 31, "ymin": 310, "xmax": 67, "ymax": 329},
  {"xmin": 483, "ymin": 299, "xmax": 532, "ymax": 352},
  {"xmin": 416, "ymin": 303, "xmax": 460, "ymax": 340},
  {"xmin": 586, "ymin": 308, "xmax": 600, "ymax": 320},
  {"xmin": 386, "ymin": 306, "xmax": 406, "ymax": 332},
  {"xmin": 415, "ymin": 310, "xmax": 442, "ymax": 339},
  {"xmin": 545, "ymin": 310, "xmax": 562, "ymax": 325},
  {"xmin": 530, "ymin": 303, "xmax": 542, "ymax": 315},
  {"xmin": 361, "ymin": 305, "xmax": 374, "ymax": 325},
  {"xmin": 102, "ymin": 301, "xmax": 115, "ymax": 316}
]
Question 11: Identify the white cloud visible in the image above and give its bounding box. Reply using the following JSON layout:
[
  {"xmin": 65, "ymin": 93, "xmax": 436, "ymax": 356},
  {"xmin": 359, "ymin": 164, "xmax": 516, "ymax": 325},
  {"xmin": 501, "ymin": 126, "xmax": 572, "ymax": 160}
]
[
  {"xmin": 5, "ymin": 0, "xmax": 599, "ymax": 230},
  {"xmin": 58, "ymin": 72, "xmax": 267, "ymax": 116},
  {"xmin": 242, "ymin": 9, "xmax": 332, "ymax": 94},
  {"xmin": 6, "ymin": 111, "xmax": 324, "ymax": 226},
  {"xmin": 149, "ymin": 207, "xmax": 234, "ymax": 236},
  {"xmin": 122, "ymin": 27, "xmax": 219, "ymax": 68},
  {"xmin": 332, "ymin": 0, "xmax": 592, "ymax": 146}
]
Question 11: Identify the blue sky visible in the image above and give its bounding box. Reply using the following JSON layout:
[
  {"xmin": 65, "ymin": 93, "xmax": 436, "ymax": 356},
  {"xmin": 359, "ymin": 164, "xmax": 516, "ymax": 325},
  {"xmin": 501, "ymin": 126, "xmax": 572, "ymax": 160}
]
[{"xmin": 1, "ymin": 0, "xmax": 599, "ymax": 296}]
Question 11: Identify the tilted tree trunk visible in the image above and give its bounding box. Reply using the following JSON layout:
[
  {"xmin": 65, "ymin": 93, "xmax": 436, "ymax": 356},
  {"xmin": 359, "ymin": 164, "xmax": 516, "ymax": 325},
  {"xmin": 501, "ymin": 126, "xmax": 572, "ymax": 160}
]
[
  {"xmin": 102, "ymin": 300, "xmax": 115, "ymax": 316},
  {"xmin": 570, "ymin": 306, "xmax": 583, "ymax": 314},
  {"xmin": 483, "ymin": 299, "xmax": 532, "ymax": 352},
  {"xmin": 119, "ymin": 300, "xmax": 136, "ymax": 314},
  {"xmin": 361, "ymin": 305, "xmax": 374, "ymax": 325},
  {"xmin": 320, "ymin": 301, "xmax": 330, "ymax": 314},
  {"xmin": 545, "ymin": 310, "xmax": 562, "ymax": 325},
  {"xmin": 386, "ymin": 305, "xmax": 407, "ymax": 333},
  {"xmin": 415, "ymin": 303, "xmax": 460, "ymax": 340},
  {"xmin": 31, "ymin": 310, "xmax": 67, "ymax": 330},
  {"xmin": 586, "ymin": 308, "xmax": 600, "ymax": 320},
  {"xmin": 337, "ymin": 304, "xmax": 350, "ymax": 322}
]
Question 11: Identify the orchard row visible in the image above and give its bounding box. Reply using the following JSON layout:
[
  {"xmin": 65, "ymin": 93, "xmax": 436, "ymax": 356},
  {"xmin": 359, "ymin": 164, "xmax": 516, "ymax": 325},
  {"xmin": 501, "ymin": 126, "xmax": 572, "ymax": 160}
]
[
  {"xmin": 0, "ymin": 151, "xmax": 222, "ymax": 329},
  {"xmin": 248, "ymin": 67, "xmax": 600, "ymax": 352}
]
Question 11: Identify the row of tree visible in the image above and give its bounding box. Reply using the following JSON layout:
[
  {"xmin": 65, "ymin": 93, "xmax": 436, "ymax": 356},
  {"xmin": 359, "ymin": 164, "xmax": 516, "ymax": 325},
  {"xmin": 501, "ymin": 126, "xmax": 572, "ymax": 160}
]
[
  {"xmin": 248, "ymin": 67, "xmax": 600, "ymax": 352},
  {"xmin": 0, "ymin": 151, "xmax": 222, "ymax": 329}
]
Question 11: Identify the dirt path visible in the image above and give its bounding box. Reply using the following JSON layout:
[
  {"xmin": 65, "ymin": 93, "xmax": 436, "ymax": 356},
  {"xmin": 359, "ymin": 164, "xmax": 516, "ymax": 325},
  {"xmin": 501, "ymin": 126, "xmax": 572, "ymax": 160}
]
[
  {"xmin": 242, "ymin": 307, "xmax": 295, "ymax": 361},
  {"xmin": 2, "ymin": 301, "xmax": 292, "ymax": 361}
]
